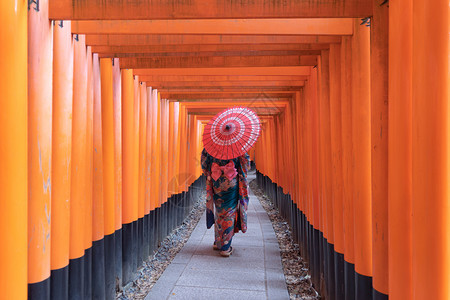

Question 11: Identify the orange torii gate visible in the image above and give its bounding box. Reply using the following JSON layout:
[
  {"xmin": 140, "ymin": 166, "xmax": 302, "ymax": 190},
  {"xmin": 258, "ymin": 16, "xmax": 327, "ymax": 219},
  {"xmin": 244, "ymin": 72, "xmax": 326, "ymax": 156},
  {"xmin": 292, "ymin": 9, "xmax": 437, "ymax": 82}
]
[{"xmin": 0, "ymin": 0, "xmax": 449, "ymax": 299}]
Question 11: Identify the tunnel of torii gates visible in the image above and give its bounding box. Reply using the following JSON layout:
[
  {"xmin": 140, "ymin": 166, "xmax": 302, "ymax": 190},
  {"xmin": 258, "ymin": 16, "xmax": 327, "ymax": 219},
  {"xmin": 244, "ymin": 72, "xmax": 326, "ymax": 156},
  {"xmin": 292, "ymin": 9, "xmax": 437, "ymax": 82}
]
[{"xmin": 0, "ymin": 0, "xmax": 449, "ymax": 299}]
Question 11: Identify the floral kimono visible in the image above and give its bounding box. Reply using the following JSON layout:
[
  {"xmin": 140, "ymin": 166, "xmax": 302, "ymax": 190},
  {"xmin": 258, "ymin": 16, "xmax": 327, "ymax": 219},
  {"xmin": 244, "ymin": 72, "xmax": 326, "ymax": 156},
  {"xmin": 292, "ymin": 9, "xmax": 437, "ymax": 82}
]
[{"xmin": 201, "ymin": 148, "xmax": 250, "ymax": 251}]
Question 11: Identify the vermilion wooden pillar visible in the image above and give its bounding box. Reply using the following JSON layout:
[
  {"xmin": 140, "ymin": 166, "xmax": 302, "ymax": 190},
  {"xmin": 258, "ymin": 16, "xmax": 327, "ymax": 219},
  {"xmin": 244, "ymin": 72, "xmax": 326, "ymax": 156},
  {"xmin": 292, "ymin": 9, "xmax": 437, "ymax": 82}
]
[
  {"xmin": 112, "ymin": 58, "xmax": 123, "ymax": 288},
  {"xmin": 370, "ymin": 2, "xmax": 389, "ymax": 298},
  {"xmin": 92, "ymin": 54, "xmax": 106, "ymax": 300},
  {"xmin": 0, "ymin": 1, "xmax": 28, "ymax": 298},
  {"xmin": 412, "ymin": 1, "xmax": 449, "ymax": 299},
  {"xmin": 329, "ymin": 43, "xmax": 345, "ymax": 300},
  {"xmin": 51, "ymin": 19, "xmax": 73, "ymax": 300},
  {"xmin": 388, "ymin": 0, "xmax": 412, "ymax": 298},
  {"xmin": 351, "ymin": 19, "xmax": 373, "ymax": 300},
  {"xmin": 138, "ymin": 81, "xmax": 148, "ymax": 261},
  {"xmin": 70, "ymin": 34, "xmax": 88, "ymax": 300},
  {"xmin": 84, "ymin": 45, "xmax": 94, "ymax": 300},
  {"xmin": 28, "ymin": 0, "xmax": 53, "ymax": 297},
  {"xmin": 121, "ymin": 68, "xmax": 136, "ymax": 285},
  {"xmin": 340, "ymin": 35, "xmax": 355, "ymax": 300},
  {"xmin": 100, "ymin": 57, "xmax": 116, "ymax": 299},
  {"xmin": 319, "ymin": 49, "xmax": 335, "ymax": 300},
  {"xmin": 132, "ymin": 76, "xmax": 140, "ymax": 269}
]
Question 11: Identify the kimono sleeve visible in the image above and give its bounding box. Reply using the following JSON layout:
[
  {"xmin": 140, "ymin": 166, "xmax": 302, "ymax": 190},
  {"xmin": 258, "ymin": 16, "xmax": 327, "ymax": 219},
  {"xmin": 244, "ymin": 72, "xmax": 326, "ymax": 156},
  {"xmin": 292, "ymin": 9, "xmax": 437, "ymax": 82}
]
[
  {"xmin": 201, "ymin": 148, "xmax": 211, "ymax": 177},
  {"xmin": 238, "ymin": 153, "xmax": 250, "ymax": 177}
]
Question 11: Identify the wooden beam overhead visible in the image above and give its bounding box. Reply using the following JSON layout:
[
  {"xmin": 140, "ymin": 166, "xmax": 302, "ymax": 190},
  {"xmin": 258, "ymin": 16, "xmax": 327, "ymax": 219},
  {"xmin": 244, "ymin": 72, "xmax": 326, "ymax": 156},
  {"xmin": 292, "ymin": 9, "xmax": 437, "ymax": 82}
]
[
  {"xmin": 160, "ymin": 92, "xmax": 295, "ymax": 99},
  {"xmin": 133, "ymin": 66, "xmax": 311, "ymax": 76},
  {"xmin": 137, "ymin": 75, "xmax": 309, "ymax": 82},
  {"xmin": 156, "ymin": 87, "xmax": 301, "ymax": 93},
  {"xmin": 145, "ymin": 81, "xmax": 305, "ymax": 88},
  {"xmin": 120, "ymin": 55, "xmax": 317, "ymax": 69},
  {"xmin": 171, "ymin": 97, "xmax": 291, "ymax": 102},
  {"xmin": 49, "ymin": 0, "xmax": 372, "ymax": 20},
  {"xmin": 91, "ymin": 44, "xmax": 331, "ymax": 54},
  {"xmin": 98, "ymin": 50, "xmax": 322, "ymax": 59},
  {"xmin": 85, "ymin": 35, "xmax": 341, "ymax": 46},
  {"xmin": 72, "ymin": 19, "xmax": 353, "ymax": 35}
]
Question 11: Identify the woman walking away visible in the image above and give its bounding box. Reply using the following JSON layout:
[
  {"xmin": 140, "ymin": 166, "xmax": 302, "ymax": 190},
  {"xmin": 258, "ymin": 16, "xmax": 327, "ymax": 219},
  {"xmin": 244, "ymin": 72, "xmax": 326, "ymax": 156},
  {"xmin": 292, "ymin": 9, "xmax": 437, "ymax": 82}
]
[{"xmin": 201, "ymin": 148, "xmax": 250, "ymax": 257}]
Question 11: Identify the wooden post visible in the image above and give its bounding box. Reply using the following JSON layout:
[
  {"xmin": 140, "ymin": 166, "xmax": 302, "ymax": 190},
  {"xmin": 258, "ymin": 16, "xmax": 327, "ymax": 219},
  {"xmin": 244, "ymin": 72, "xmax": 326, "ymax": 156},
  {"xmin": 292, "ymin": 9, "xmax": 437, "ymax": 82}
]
[
  {"xmin": 100, "ymin": 57, "xmax": 116, "ymax": 299},
  {"xmin": 388, "ymin": 0, "xmax": 412, "ymax": 298},
  {"xmin": 370, "ymin": 1, "xmax": 389, "ymax": 298},
  {"xmin": 92, "ymin": 53, "xmax": 106, "ymax": 300},
  {"xmin": 0, "ymin": 1, "xmax": 28, "ymax": 298},
  {"xmin": 112, "ymin": 58, "xmax": 123, "ymax": 288},
  {"xmin": 51, "ymin": 19, "xmax": 73, "ymax": 300},
  {"xmin": 28, "ymin": 0, "xmax": 53, "ymax": 297},
  {"xmin": 412, "ymin": 1, "xmax": 450, "ymax": 299},
  {"xmin": 121, "ymin": 68, "xmax": 135, "ymax": 285},
  {"xmin": 340, "ymin": 35, "xmax": 356, "ymax": 300},
  {"xmin": 351, "ymin": 19, "xmax": 373, "ymax": 299},
  {"xmin": 329, "ymin": 43, "xmax": 345, "ymax": 300},
  {"xmin": 70, "ymin": 34, "xmax": 88, "ymax": 299}
]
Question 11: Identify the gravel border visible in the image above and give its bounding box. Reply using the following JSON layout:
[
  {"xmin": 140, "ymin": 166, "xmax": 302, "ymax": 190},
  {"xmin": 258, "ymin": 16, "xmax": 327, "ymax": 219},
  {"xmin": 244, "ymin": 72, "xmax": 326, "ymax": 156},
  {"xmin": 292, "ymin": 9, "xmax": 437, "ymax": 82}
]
[
  {"xmin": 249, "ymin": 179, "xmax": 320, "ymax": 300},
  {"xmin": 116, "ymin": 194, "xmax": 206, "ymax": 300}
]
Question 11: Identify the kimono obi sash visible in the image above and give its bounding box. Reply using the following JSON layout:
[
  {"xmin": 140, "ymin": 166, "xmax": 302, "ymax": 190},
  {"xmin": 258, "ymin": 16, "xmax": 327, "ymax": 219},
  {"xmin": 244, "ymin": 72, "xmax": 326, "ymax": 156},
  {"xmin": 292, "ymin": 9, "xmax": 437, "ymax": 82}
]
[{"xmin": 211, "ymin": 161, "xmax": 238, "ymax": 181}]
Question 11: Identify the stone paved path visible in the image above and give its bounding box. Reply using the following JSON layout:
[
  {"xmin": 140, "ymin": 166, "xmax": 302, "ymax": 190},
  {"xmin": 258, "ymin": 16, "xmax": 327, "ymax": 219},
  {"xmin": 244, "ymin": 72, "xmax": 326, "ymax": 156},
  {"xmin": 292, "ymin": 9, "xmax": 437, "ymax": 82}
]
[{"xmin": 145, "ymin": 174, "xmax": 289, "ymax": 300}]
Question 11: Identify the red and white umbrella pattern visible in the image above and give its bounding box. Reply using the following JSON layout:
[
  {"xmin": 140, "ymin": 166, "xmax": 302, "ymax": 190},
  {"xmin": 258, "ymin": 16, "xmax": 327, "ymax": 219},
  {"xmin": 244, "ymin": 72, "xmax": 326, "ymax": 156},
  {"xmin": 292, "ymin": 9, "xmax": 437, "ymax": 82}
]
[{"xmin": 203, "ymin": 106, "xmax": 261, "ymax": 160}]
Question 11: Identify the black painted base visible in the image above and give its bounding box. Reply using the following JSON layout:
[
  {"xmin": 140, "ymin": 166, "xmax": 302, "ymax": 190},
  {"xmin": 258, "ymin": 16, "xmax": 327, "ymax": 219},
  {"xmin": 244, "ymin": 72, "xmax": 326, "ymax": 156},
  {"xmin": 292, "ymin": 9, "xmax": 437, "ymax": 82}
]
[
  {"xmin": 373, "ymin": 288, "xmax": 389, "ymax": 300},
  {"xmin": 50, "ymin": 265, "xmax": 68, "ymax": 300},
  {"xmin": 334, "ymin": 252, "xmax": 345, "ymax": 300},
  {"xmin": 115, "ymin": 228, "xmax": 123, "ymax": 291},
  {"xmin": 344, "ymin": 261, "xmax": 356, "ymax": 300},
  {"xmin": 143, "ymin": 214, "xmax": 150, "ymax": 260},
  {"xmin": 356, "ymin": 272, "xmax": 373, "ymax": 300},
  {"xmin": 68, "ymin": 255, "xmax": 84, "ymax": 300},
  {"xmin": 28, "ymin": 276, "xmax": 50, "ymax": 300},
  {"xmin": 105, "ymin": 232, "xmax": 116, "ymax": 299},
  {"xmin": 83, "ymin": 247, "xmax": 92, "ymax": 299},
  {"xmin": 122, "ymin": 222, "xmax": 134, "ymax": 286},
  {"xmin": 255, "ymin": 171, "xmax": 383, "ymax": 300},
  {"xmin": 92, "ymin": 239, "xmax": 106, "ymax": 300}
]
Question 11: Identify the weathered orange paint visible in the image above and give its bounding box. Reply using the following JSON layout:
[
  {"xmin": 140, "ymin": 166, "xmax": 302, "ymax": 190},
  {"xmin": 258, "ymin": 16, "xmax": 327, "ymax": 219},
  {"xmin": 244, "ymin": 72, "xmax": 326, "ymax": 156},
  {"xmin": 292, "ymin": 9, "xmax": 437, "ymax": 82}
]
[
  {"xmin": 122, "ymin": 69, "xmax": 136, "ymax": 224},
  {"xmin": 92, "ymin": 54, "xmax": 105, "ymax": 242},
  {"xmin": 150, "ymin": 89, "xmax": 160, "ymax": 209},
  {"xmin": 142, "ymin": 81, "xmax": 305, "ymax": 88},
  {"xmin": 86, "ymin": 35, "xmax": 341, "ymax": 47},
  {"xmin": 100, "ymin": 58, "xmax": 116, "ymax": 236},
  {"xmin": 388, "ymin": 0, "xmax": 412, "ymax": 298},
  {"xmin": 120, "ymin": 55, "xmax": 317, "ymax": 69},
  {"xmin": 70, "ymin": 34, "xmax": 88, "ymax": 259},
  {"xmin": 92, "ymin": 43, "xmax": 330, "ymax": 54},
  {"xmin": 370, "ymin": 0, "xmax": 389, "ymax": 294},
  {"xmin": 28, "ymin": 0, "xmax": 53, "ymax": 283},
  {"xmin": 411, "ymin": 1, "xmax": 450, "ymax": 299},
  {"xmin": 138, "ymin": 82, "xmax": 147, "ymax": 218},
  {"xmin": 351, "ymin": 20, "xmax": 372, "ymax": 277},
  {"xmin": 340, "ymin": 36, "xmax": 355, "ymax": 265},
  {"xmin": 72, "ymin": 19, "xmax": 353, "ymax": 35},
  {"xmin": 0, "ymin": 0, "xmax": 28, "ymax": 296},
  {"xmin": 319, "ymin": 50, "xmax": 333, "ymax": 243},
  {"xmin": 85, "ymin": 46, "xmax": 94, "ymax": 251},
  {"xmin": 51, "ymin": 20, "xmax": 73, "ymax": 271},
  {"xmin": 329, "ymin": 44, "xmax": 344, "ymax": 254},
  {"xmin": 134, "ymin": 67, "xmax": 310, "ymax": 76},
  {"xmin": 112, "ymin": 58, "xmax": 123, "ymax": 230},
  {"xmin": 132, "ymin": 76, "xmax": 140, "ymax": 218},
  {"xmin": 145, "ymin": 87, "xmax": 153, "ymax": 214}
]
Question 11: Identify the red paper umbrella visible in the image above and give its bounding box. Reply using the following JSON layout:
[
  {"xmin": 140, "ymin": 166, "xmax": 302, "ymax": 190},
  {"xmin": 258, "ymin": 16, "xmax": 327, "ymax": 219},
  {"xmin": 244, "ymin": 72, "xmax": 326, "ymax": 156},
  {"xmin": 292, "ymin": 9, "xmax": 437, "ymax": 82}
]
[{"xmin": 203, "ymin": 106, "xmax": 261, "ymax": 160}]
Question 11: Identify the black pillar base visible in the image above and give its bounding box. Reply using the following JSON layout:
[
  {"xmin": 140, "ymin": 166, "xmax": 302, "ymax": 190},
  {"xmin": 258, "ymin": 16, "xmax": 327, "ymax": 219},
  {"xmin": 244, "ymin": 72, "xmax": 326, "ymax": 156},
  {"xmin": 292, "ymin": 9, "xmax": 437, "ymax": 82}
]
[
  {"xmin": 28, "ymin": 276, "xmax": 50, "ymax": 300},
  {"xmin": 104, "ymin": 232, "xmax": 116, "ymax": 299},
  {"xmin": 92, "ymin": 239, "xmax": 106, "ymax": 300},
  {"xmin": 50, "ymin": 265, "xmax": 68, "ymax": 300}
]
